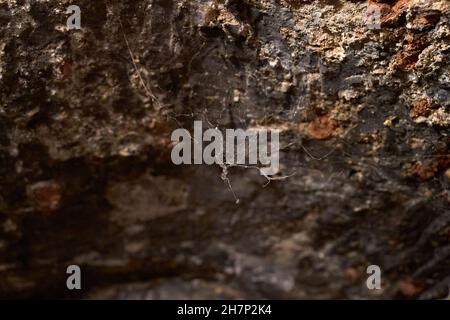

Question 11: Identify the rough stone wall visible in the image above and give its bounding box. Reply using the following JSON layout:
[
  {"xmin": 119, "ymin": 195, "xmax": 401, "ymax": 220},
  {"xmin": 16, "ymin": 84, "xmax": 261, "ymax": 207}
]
[{"xmin": 0, "ymin": 0, "xmax": 449, "ymax": 299}]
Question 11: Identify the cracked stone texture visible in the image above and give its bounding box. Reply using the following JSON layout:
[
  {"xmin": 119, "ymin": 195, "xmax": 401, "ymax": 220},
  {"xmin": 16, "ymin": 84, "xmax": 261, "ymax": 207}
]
[{"xmin": 0, "ymin": 0, "xmax": 449, "ymax": 299}]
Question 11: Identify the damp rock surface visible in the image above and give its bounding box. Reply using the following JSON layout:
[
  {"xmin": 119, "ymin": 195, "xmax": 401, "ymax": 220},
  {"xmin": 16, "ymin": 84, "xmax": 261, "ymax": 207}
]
[{"xmin": 0, "ymin": 0, "xmax": 449, "ymax": 299}]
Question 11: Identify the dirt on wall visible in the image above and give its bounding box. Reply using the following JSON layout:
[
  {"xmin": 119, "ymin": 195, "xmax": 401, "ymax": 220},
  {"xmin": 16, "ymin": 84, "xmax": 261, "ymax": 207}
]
[{"xmin": 0, "ymin": 0, "xmax": 449, "ymax": 299}]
